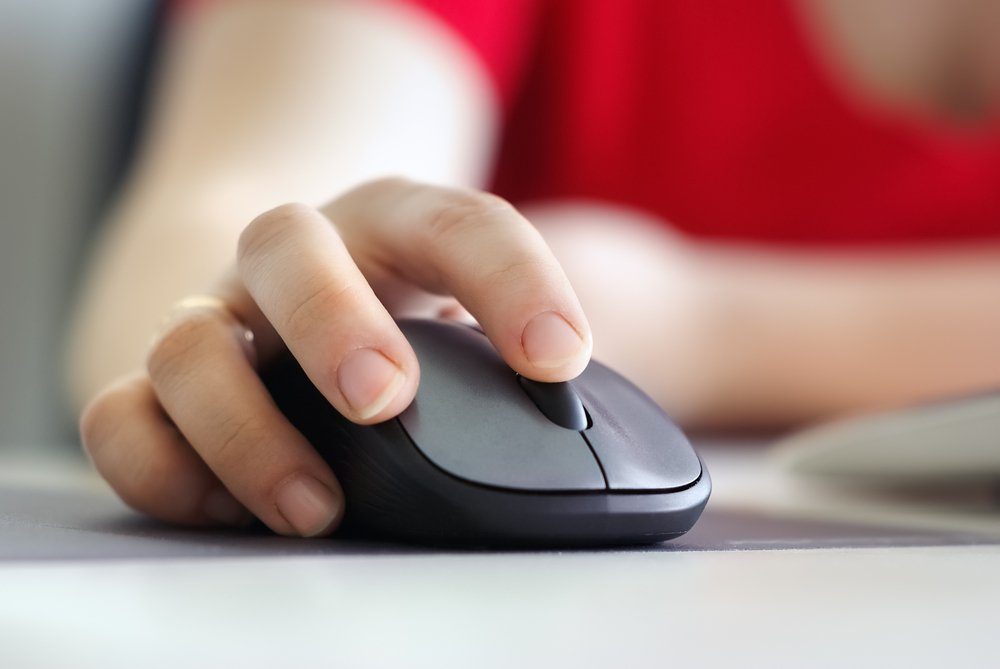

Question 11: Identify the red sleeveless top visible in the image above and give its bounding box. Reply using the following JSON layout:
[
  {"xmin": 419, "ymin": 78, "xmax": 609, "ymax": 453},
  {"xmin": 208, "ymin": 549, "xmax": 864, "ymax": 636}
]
[
  {"xmin": 182, "ymin": 0, "xmax": 1000, "ymax": 246},
  {"xmin": 409, "ymin": 0, "xmax": 1000, "ymax": 245}
]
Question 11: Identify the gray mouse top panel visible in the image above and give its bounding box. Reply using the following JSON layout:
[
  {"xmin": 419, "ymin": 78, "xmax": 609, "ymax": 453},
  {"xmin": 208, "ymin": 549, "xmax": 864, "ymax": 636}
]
[
  {"xmin": 396, "ymin": 320, "xmax": 606, "ymax": 492},
  {"xmin": 574, "ymin": 363, "xmax": 702, "ymax": 491}
]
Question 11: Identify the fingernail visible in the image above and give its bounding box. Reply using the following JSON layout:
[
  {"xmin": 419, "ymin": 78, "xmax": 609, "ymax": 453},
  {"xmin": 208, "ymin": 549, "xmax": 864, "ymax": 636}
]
[
  {"xmin": 203, "ymin": 488, "xmax": 253, "ymax": 526},
  {"xmin": 337, "ymin": 348, "xmax": 406, "ymax": 420},
  {"xmin": 275, "ymin": 475, "xmax": 341, "ymax": 537},
  {"xmin": 521, "ymin": 311, "xmax": 586, "ymax": 369}
]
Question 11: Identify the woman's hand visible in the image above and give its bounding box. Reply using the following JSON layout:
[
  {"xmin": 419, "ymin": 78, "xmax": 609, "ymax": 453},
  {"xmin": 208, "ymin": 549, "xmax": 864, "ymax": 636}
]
[{"xmin": 78, "ymin": 178, "xmax": 593, "ymax": 537}]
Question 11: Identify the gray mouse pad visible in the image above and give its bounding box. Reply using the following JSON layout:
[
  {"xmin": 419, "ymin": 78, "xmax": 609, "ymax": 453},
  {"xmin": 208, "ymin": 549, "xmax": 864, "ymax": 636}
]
[{"xmin": 2, "ymin": 482, "xmax": 995, "ymax": 562}]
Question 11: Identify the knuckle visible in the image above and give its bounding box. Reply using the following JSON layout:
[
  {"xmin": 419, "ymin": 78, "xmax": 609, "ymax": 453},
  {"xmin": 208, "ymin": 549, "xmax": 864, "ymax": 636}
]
[
  {"xmin": 79, "ymin": 376, "xmax": 146, "ymax": 459},
  {"xmin": 146, "ymin": 312, "xmax": 220, "ymax": 382},
  {"xmin": 359, "ymin": 175, "xmax": 412, "ymax": 193},
  {"xmin": 481, "ymin": 257, "xmax": 555, "ymax": 292},
  {"xmin": 117, "ymin": 446, "xmax": 193, "ymax": 517},
  {"xmin": 212, "ymin": 414, "xmax": 268, "ymax": 472},
  {"xmin": 283, "ymin": 279, "xmax": 361, "ymax": 344},
  {"xmin": 237, "ymin": 202, "xmax": 313, "ymax": 267},
  {"xmin": 342, "ymin": 176, "xmax": 414, "ymax": 204},
  {"xmin": 426, "ymin": 192, "xmax": 517, "ymax": 241}
]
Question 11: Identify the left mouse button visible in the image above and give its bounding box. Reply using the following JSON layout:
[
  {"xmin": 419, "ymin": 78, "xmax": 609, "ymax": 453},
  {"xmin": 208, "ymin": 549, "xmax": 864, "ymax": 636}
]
[{"xmin": 396, "ymin": 319, "xmax": 606, "ymax": 491}]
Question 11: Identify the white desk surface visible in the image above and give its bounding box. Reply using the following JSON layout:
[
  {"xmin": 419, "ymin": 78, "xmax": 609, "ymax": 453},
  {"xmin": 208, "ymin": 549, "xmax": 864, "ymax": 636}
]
[{"xmin": 1, "ymin": 442, "xmax": 998, "ymax": 668}]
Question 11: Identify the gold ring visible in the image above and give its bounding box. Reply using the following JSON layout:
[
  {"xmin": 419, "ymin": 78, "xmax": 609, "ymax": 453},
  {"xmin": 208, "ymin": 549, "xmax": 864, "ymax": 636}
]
[
  {"xmin": 158, "ymin": 294, "xmax": 256, "ymax": 357},
  {"xmin": 170, "ymin": 294, "xmax": 231, "ymax": 313}
]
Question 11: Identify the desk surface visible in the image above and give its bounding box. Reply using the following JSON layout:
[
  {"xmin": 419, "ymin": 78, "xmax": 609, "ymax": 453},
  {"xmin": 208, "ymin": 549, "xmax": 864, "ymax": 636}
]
[{"xmin": 1, "ymin": 442, "xmax": 998, "ymax": 668}]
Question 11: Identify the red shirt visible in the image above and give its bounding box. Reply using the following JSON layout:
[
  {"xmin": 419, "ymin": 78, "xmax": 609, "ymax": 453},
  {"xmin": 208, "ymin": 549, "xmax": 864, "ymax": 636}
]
[
  {"xmin": 183, "ymin": 0, "xmax": 1000, "ymax": 246},
  {"xmin": 408, "ymin": 0, "xmax": 1000, "ymax": 246}
]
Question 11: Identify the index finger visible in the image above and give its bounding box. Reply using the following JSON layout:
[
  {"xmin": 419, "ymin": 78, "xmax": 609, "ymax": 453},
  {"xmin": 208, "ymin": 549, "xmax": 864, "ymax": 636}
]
[{"xmin": 327, "ymin": 178, "xmax": 593, "ymax": 382}]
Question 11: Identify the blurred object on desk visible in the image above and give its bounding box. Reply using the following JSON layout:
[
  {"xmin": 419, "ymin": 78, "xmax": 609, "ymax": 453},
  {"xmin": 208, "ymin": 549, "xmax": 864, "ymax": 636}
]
[
  {"xmin": 731, "ymin": 395, "xmax": 1000, "ymax": 536},
  {"xmin": 772, "ymin": 391, "xmax": 1000, "ymax": 483}
]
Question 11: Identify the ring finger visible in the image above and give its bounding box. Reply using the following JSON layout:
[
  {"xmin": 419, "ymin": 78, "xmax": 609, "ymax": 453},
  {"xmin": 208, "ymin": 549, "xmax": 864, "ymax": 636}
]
[{"xmin": 146, "ymin": 300, "xmax": 345, "ymax": 537}]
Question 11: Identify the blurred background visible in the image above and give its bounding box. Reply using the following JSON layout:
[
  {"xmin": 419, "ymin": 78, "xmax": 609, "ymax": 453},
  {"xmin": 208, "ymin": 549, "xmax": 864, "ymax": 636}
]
[
  {"xmin": 0, "ymin": 0, "xmax": 158, "ymax": 450},
  {"xmin": 2, "ymin": 0, "xmax": 998, "ymax": 455}
]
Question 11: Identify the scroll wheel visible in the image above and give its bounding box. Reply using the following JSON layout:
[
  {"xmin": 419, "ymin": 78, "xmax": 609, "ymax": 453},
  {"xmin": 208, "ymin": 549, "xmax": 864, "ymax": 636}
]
[{"xmin": 516, "ymin": 375, "xmax": 591, "ymax": 431}]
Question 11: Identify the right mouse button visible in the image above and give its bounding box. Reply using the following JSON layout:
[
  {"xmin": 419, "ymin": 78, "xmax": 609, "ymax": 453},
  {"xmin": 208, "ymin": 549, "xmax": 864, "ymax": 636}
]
[{"xmin": 574, "ymin": 362, "xmax": 702, "ymax": 491}]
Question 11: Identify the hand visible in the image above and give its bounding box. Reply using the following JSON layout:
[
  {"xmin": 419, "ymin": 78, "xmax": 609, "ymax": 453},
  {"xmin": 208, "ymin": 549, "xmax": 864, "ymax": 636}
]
[{"xmin": 79, "ymin": 178, "xmax": 593, "ymax": 537}]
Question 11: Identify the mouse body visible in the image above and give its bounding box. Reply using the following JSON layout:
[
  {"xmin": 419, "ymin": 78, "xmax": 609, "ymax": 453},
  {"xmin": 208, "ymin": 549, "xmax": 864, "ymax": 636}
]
[{"xmin": 265, "ymin": 319, "xmax": 710, "ymax": 547}]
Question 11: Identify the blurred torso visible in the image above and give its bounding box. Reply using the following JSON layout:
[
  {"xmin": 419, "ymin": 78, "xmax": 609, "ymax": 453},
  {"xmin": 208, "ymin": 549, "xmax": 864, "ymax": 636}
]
[{"xmin": 481, "ymin": 0, "xmax": 1000, "ymax": 244}]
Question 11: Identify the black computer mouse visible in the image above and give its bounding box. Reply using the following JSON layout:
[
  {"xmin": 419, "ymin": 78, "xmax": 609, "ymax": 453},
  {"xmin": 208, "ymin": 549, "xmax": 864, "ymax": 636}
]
[{"xmin": 264, "ymin": 318, "xmax": 710, "ymax": 547}]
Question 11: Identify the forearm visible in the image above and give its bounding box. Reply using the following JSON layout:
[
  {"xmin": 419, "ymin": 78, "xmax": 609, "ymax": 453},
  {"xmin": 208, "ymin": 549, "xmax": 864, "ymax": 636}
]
[
  {"xmin": 536, "ymin": 204, "xmax": 1000, "ymax": 429},
  {"xmin": 66, "ymin": 186, "xmax": 266, "ymax": 410},
  {"xmin": 65, "ymin": 0, "xmax": 494, "ymax": 408},
  {"xmin": 698, "ymin": 242, "xmax": 1000, "ymax": 427}
]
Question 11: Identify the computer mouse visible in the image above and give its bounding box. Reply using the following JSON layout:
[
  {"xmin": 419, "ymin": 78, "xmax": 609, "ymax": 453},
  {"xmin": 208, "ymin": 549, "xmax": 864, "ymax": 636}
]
[{"xmin": 264, "ymin": 318, "xmax": 710, "ymax": 547}]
